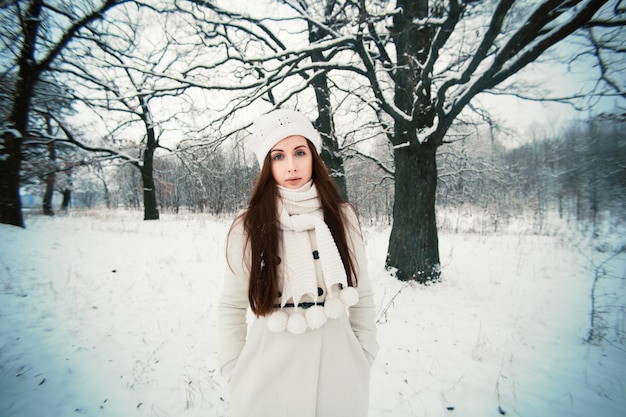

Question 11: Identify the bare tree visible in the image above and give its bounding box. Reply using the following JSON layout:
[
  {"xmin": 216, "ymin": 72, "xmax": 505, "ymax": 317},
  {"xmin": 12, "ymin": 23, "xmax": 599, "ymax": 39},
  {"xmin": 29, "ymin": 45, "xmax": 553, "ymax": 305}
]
[
  {"xmin": 302, "ymin": 0, "xmax": 350, "ymax": 199},
  {"xmin": 0, "ymin": 0, "xmax": 133, "ymax": 227},
  {"xmin": 49, "ymin": 3, "xmax": 203, "ymax": 220},
  {"xmin": 180, "ymin": 1, "xmax": 622, "ymax": 281},
  {"xmin": 362, "ymin": 0, "xmax": 621, "ymax": 281},
  {"xmin": 3, "ymin": 73, "xmax": 77, "ymax": 216},
  {"xmin": 5, "ymin": 1, "xmax": 620, "ymax": 286},
  {"xmin": 583, "ymin": 4, "xmax": 626, "ymax": 105}
]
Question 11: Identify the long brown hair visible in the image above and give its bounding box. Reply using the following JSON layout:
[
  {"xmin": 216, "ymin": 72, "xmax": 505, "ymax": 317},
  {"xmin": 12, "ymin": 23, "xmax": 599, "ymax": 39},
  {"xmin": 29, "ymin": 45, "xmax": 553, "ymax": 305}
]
[{"xmin": 234, "ymin": 139, "xmax": 357, "ymax": 317}]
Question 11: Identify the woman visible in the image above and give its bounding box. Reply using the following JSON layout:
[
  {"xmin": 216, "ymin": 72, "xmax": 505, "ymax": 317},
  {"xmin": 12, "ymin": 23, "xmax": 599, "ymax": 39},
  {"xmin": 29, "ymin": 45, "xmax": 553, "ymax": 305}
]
[{"xmin": 218, "ymin": 109, "xmax": 378, "ymax": 417}]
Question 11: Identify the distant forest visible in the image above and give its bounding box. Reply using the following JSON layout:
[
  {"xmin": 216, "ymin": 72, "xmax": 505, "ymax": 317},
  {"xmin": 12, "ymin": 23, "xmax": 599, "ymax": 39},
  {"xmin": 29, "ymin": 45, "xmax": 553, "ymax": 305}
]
[{"xmin": 31, "ymin": 113, "xmax": 623, "ymax": 234}]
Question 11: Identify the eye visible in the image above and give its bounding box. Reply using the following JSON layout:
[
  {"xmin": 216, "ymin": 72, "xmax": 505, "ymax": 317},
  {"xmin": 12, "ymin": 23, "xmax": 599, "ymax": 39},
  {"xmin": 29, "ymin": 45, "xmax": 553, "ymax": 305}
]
[
  {"xmin": 296, "ymin": 149, "xmax": 307, "ymax": 157},
  {"xmin": 271, "ymin": 153, "xmax": 284, "ymax": 161}
]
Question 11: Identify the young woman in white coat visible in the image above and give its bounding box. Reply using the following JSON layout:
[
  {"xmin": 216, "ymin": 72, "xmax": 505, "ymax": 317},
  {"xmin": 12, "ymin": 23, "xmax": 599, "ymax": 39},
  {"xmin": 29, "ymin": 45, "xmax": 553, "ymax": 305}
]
[{"xmin": 218, "ymin": 109, "xmax": 379, "ymax": 417}]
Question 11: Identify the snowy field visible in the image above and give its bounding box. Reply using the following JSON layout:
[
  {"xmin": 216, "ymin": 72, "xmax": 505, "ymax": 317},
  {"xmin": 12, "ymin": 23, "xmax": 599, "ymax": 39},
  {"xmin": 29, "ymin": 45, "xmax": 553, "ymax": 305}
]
[{"xmin": 1, "ymin": 210, "xmax": 624, "ymax": 417}]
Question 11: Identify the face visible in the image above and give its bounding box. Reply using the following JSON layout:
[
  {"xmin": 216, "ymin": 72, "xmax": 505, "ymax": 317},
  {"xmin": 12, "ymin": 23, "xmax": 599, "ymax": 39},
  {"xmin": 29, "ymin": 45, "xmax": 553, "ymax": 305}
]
[{"xmin": 269, "ymin": 135, "xmax": 313, "ymax": 189}]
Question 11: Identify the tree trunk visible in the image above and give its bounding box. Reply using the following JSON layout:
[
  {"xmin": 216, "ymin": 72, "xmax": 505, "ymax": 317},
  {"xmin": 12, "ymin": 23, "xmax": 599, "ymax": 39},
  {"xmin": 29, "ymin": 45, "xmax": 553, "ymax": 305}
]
[
  {"xmin": 315, "ymin": 82, "xmax": 348, "ymax": 201},
  {"xmin": 42, "ymin": 119, "xmax": 56, "ymax": 216},
  {"xmin": 0, "ymin": 147, "xmax": 25, "ymax": 227},
  {"xmin": 142, "ymin": 149, "xmax": 159, "ymax": 220},
  {"xmin": 139, "ymin": 95, "xmax": 159, "ymax": 220},
  {"xmin": 61, "ymin": 189, "xmax": 71, "ymax": 211},
  {"xmin": 387, "ymin": 141, "xmax": 440, "ymax": 282},
  {"xmin": 385, "ymin": 0, "xmax": 440, "ymax": 282},
  {"xmin": 0, "ymin": 0, "xmax": 43, "ymax": 228},
  {"xmin": 309, "ymin": 1, "xmax": 348, "ymax": 200},
  {"xmin": 103, "ymin": 182, "xmax": 111, "ymax": 209},
  {"xmin": 42, "ymin": 173, "xmax": 55, "ymax": 215}
]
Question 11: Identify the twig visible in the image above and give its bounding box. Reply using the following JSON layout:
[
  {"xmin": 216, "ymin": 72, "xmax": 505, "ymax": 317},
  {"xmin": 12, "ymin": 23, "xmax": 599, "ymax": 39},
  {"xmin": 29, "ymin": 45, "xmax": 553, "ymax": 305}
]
[
  {"xmin": 585, "ymin": 245, "xmax": 626, "ymax": 344},
  {"xmin": 376, "ymin": 282, "xmax": 408, "ymax": 323}
]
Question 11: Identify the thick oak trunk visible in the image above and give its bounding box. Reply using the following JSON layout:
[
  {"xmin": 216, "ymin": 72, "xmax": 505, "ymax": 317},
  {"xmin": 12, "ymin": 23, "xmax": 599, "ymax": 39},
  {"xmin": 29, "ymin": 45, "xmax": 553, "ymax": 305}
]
[
  {"xmin": 386, "ymin": 141, "xmax": 440, "ymax": 282},
  {"xmin": 385, "ymin": 0, "xmax": 440, "ymax": 281}
]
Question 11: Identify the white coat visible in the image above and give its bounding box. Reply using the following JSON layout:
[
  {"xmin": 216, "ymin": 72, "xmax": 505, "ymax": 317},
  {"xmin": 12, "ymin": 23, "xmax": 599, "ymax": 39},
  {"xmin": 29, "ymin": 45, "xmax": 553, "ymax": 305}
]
[{"xmin": 218, "ymin": 204, "xmax": 379, "ymax": 417}]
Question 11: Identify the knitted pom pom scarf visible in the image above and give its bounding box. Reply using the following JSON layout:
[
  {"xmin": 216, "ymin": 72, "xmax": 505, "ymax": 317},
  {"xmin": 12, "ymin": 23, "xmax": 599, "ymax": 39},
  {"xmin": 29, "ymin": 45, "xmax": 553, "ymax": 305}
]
[{"xmin": 268, "ymin": 181, "xmax": 359, "ymax": 334}]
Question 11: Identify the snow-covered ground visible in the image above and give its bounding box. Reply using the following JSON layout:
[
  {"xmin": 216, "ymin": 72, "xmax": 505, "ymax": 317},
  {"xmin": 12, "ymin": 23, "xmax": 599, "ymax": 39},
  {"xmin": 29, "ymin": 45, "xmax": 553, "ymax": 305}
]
[{"xmin": 1, "ymin": 210, "xmax": 624, "ymax": 417}]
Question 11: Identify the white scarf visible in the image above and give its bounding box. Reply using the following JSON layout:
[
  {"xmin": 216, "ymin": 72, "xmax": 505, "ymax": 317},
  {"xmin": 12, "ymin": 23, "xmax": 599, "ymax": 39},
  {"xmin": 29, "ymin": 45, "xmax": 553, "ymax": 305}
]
[{"xmin": 277, "ymin": 181, "xmax": 348, "ymax": 307}]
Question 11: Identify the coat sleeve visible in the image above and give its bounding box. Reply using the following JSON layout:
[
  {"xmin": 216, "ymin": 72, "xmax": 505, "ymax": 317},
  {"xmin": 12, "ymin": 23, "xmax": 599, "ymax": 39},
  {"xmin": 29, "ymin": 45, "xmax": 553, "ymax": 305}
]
[
  {"xmin": 217, "ymin": 215, "xmax": 250, "ymax": 382},
  {"xmin": 343, "ymin": 204, "xmax": 379, "ymax": 365}
]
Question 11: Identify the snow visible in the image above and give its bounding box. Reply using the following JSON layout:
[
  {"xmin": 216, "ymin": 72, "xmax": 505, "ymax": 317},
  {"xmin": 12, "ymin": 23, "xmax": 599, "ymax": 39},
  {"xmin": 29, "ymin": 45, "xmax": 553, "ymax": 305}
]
[{"xmin": 1, "ymin": 210, "xmax": 624, "ymax": 417}]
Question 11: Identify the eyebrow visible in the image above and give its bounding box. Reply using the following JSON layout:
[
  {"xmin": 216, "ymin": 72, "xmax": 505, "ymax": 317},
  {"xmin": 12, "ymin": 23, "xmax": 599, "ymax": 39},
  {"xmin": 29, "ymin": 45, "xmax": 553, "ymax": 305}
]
[{"xmin": 270, "ymin": 144, "xmax": 307, "ymax": 153}]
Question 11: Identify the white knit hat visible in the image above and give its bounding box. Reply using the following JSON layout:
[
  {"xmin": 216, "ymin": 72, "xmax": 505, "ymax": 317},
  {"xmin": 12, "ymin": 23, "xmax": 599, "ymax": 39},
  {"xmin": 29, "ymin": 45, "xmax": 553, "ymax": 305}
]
[{"xmin": 251, "ymin": 109, "xmax": 322, "ymax": 167}]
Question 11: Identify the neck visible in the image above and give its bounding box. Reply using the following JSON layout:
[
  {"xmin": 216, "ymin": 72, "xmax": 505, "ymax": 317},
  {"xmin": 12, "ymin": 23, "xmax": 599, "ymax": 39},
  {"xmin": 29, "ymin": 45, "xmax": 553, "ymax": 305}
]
[{"xmin": 278, "ymin": 179, "xmax": 313, "ymax": 195}]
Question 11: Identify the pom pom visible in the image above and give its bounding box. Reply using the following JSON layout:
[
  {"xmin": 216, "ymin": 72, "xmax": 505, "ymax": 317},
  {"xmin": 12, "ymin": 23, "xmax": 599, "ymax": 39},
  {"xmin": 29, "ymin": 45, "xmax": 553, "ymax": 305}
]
[
  {"xmin": 287, "ymin": 312, "xmax": 308, "ymax": 334},
  {"xmin": 324, "ymin": 297, "xmax": 345, "ymax": 319},
  {"xmin": 305, "ymin": 305, "xmax": 327, "ymax": 329},
  {"xmin": 267, "ymin": 310, "xmax": 288, "ymax": 333},
  {"xmin": 339, "ymin": 286, "xmax": 359, "ymax": 307}
]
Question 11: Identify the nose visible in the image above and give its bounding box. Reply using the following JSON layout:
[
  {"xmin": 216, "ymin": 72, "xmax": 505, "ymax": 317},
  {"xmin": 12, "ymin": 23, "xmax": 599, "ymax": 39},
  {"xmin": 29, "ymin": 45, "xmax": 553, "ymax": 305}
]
[{"xmin": 287, "ymin": 156, "xmax": 297, "ymax": 172}]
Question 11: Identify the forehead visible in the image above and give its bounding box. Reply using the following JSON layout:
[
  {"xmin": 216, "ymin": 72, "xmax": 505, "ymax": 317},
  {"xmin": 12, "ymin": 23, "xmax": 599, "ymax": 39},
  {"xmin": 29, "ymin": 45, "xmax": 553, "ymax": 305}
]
[{"xmin": 271, "ymin": 135, "xmax": 308, "ymax": 151}]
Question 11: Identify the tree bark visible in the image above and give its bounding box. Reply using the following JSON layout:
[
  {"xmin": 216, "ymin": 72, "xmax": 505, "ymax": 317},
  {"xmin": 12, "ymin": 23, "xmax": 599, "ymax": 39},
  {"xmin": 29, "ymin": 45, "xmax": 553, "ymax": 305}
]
[
  {"xmin": 142, "ymin": 139, "xmax": 159, "ymax": 220},
  {"xmin": 142, "ymin": 165, "xmax": 159, "ymax": 220},
  {"xmin": 42, "ymin": 169, "xmax": 56, "ymax": 215},
  {"xmin": 0, "ymin": 146, "xmax": 25, "ymax": 227},
  {"xmin": 387, "ymin": 141, "xmax": 440, "ymax": 282},
  {"xmin": 42, "ymin": 118, "xmax": 56, "ymax": 216},
  {"xmin": 314, "ymin": 78, "xmax": 348, "ymax": 201},
  {"xmin": 0, "ymin": 0, "xmax": 44, "ymax": 227},
  {"xmin": 385, "ymin": 0, "xmax": 441, "ymax": 282},
  {"xmin": 61, "ymin": 189, "xmax": 71, "ymax": 211},
  {"xmin": 140, "ymin": 96, "xmax": 159, "ymax": 220},
  {"xmin": 309, "ymin": 1, "xmax": 348, "ymax": 200}
]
